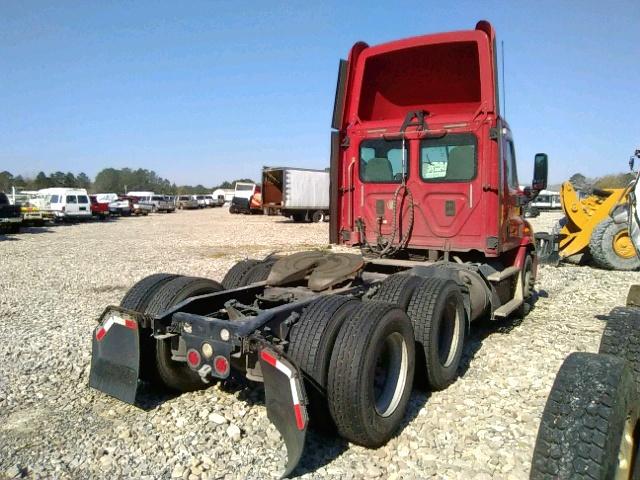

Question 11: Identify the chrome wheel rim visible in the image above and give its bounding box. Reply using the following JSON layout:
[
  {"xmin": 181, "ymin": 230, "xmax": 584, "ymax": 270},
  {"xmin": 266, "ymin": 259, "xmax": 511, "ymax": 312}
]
[{"xmin": 373, "ymin": 332, "xmax": 409, "ymax": 417}]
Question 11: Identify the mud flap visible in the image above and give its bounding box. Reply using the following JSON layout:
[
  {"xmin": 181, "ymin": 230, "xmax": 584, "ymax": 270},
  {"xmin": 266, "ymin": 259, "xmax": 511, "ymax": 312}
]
[
  {"xmin": 89, "ymin": 307, "xmax": 144, "ymax": 405},
  {"xmin": 534, "ymin": 232, "xmax": 560, "ymax": 266},
  {"xmin": 259, "ymin": 348, "xmax": 308, "ymax": 479}
]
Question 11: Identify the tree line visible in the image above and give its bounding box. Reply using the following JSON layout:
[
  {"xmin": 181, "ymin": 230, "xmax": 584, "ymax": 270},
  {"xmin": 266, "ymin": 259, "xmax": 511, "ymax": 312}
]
[{"xmin": 0, "ymin": 168, "xmax": 256, "ymax": 195}]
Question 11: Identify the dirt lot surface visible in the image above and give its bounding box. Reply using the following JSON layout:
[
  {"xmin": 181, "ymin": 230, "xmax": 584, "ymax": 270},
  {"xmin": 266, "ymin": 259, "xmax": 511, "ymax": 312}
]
[{"xmin": 1, "ymin": 209, "xmax": 639, "ymax": 479}]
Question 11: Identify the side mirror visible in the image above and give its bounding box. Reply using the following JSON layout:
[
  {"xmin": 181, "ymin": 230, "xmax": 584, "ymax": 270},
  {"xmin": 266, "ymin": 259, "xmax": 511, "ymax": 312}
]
[{"xmin": 532, "ymin": 153, "xmax": 548, "ymax": 191}]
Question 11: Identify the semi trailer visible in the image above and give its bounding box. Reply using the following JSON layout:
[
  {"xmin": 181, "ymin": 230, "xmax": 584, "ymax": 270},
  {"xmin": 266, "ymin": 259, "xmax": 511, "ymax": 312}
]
[
  {"xmin": 89, "ymin": 21, "xmax": 548, "ymax": 477},
  {"xmin": 262, "ymin": 166, "xmax": 330, "ymax": 222}
]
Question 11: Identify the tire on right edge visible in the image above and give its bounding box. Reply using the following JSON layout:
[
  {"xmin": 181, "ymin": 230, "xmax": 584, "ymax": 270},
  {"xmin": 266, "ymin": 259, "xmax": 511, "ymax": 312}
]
[
  {"xmin": 599, "ymin": 306, "xmax": 640, "ymax": 388},
  {"xmin": 530, "ymin": 352, "xmax": 639, "ymax": 480},
  {"xmin": 328, "ymin": 301, "xmax": 415, "ymax": 448}
]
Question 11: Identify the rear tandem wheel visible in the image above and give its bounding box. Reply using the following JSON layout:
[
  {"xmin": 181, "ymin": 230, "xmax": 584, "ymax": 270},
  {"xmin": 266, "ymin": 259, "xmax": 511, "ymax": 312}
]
[
  {"xmin": 144, "ymin": 276, "xmax": 223, "ymax": 392},
  {"xmin": 328, "ymin": 301, "xmax": 415, "ymax": 447}
]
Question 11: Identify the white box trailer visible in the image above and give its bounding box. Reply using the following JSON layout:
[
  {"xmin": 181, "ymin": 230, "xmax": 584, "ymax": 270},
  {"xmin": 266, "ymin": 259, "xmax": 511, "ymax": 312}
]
[{"xmin": 262, "ymin": 166, "xmax": 329, "ymax": 222}]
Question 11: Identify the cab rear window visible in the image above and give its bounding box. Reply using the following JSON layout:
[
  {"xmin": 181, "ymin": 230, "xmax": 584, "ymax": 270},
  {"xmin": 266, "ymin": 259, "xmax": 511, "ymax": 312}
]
[
  {"xmin": 359, "ymin": 139, "xmax": 408, "ymax": 183},
  {"xmin": 78, "ymin": 195, "xmax": 88, "ymax": 203},
  {"xmin": 66, "ymin": 195, "xmax": 77, "ymax": 204},
  {"xmin": 420, "ymin": 133, "xmax": 477, "ymax": 182}
]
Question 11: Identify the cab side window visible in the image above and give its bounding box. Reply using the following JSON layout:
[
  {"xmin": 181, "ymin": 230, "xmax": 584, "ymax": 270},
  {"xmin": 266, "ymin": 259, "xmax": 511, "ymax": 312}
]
[{"xmin": 503, "ymin": 139, "xmax": 519, "ymax": 189}]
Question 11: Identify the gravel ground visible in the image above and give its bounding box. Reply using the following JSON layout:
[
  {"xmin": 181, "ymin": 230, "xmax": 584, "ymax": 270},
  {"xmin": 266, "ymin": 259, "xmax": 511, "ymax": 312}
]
[{"xmin": 1, "ymin": 209, "xmax": 639, "ymax": 480}]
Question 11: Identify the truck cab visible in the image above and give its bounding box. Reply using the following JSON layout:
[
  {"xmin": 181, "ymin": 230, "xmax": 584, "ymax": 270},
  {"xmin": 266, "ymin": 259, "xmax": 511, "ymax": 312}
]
[{"xmin": 330, "ymin": 21, "xmax": 547, "ymax": 264}]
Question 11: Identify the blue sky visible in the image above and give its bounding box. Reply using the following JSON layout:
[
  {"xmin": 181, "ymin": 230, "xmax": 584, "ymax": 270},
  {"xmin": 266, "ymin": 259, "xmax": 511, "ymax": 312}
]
[{"xmin": 2, "ymin": 1, "xmax": 639, "ymax": 186}]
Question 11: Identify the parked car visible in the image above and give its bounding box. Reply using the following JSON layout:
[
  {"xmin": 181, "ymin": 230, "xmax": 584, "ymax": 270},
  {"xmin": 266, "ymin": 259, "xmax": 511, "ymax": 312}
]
[
  {"xmin": 108, "ymin": 197, "xmax": 133, "ymax": 216},
  {"xmin": 192, "ymin": 195, "xmax": 207, "ymax": 208},
  {"xmin": 176, "ymin": 195, "xmax": 199, "ymax": 209},
  {"xmin": 229, "ymin": 182, "xmax": 262, "ymax": 214},
  {"xmin": 38, "ymin": 188, "xmax": 92, "ymax": 222},
  {"xmin": 89, "ymin": 195, "xmax": 110, "ymax": 220},
  {"xmin": 0, "ymin": 192, "xmax": 22, "ymax": 233},
  {"xmin": 126, "ymin": 196, "xmax": 153, "ymax": 216},
  {"xmin": 150, "ymin": 195, "xmax": 176, "ymax": 213}
]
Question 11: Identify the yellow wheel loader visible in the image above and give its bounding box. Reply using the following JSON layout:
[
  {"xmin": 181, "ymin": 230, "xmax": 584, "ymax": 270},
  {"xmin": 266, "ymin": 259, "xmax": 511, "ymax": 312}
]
[{"xmin": 536, "ymin": 161, "xmax": 640, "ymax": 270}]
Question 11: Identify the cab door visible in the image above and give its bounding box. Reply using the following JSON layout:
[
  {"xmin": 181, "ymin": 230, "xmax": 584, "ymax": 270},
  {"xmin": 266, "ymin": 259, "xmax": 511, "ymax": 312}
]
[{"xmin": 500, "ymin": 129, "xmax": 523, "ymax": 251}]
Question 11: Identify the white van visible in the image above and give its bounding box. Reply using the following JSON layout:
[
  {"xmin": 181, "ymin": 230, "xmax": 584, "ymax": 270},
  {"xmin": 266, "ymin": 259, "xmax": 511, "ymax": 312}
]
[{"xmin": 38, "ymin": 188, "xmax": 93, "ymax": 221}]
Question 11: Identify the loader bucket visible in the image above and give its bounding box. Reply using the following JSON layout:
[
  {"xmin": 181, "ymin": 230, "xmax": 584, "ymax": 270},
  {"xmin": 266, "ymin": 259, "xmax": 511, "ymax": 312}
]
[
  {"xmin": 259, "ymin": 348, "xmax": 308, "ymax": 479},
  {"xmin": 89, "ymin": 307, "xmax": 145, "ymax": 405}
]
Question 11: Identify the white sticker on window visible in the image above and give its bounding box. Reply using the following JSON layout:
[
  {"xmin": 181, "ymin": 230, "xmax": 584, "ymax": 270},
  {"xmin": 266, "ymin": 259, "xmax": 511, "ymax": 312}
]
[{"xmin": 423, "ymin": 161, "xmax": 447, "ymax": 179}]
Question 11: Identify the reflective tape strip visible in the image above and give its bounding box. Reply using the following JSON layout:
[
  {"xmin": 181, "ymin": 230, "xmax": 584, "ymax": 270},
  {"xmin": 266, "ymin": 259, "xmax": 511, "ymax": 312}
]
[
  {"xmin": 96, "ymin": 315, "xmax": 136, "ymax": 341},
  {"xmin": 260, "ymin": 349, "xmax": 306, "ymax": 431}
]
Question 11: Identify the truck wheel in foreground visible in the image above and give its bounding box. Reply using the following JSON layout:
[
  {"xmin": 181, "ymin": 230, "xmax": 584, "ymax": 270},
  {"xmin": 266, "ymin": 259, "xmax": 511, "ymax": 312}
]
[
  {"xmin": 407, "ymin": 278, "xmax": 466, "ymax": 391},
  {"xmin": 590, "ymin": 218, "xmax": 640, "ymax": 271},
  {"xmin": 221, "ymin": 259, "xmax": 262, "ymax": 289},
  {"xmin": 371, "ymin": 273, "xmax": 423, "ymax": 310},
  {"xmin": 119, "ymin": 273, "xmax": 179, "ymax": 383},
  {"xmin": 145, "ymin": 276, "xmax": 223, "ymax": 392},
  {"xmin": 328, "ymin": 301, "xmax": 415, "ymax": 447},
  {"xmin": 287, "ymin": 296, "xmax": 360, "ymax": 430},
  {"xmin": 292, "ymin": 213, "xmax": 306, "ymax": 223},
  {"xmin": 599, "ymin": 307, "xmax": 640, "ymax": 387},
  {"xmin": 530, "ymin": 352, "xmax": 639, "ymax": 480}
]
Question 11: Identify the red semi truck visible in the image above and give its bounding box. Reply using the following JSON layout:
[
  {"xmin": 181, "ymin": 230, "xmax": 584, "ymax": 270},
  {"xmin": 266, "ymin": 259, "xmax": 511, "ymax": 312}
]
[{"xmin": 89, "ymin": 21, "xmax": 547, "ymax": 477}]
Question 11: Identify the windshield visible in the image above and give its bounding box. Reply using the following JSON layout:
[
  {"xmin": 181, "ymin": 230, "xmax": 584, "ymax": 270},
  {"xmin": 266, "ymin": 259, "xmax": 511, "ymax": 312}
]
[
  {"xmin": 359, "ymin": 139, "xmax": 408, "ymax": 183},
  {"xmin": 420, "ymin": 133, "xmax": 477, "ymax": 182}
]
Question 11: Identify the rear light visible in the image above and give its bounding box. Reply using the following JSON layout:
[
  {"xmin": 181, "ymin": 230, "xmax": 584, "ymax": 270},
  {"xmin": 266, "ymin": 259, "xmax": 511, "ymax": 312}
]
[
  {"xmin": 201, "ymin": 342, "xmax": 213, "ymax": 359},
  {"xmin": 187, "ymin": 349, "xmax": 201, "ymax": 368},
  {"xmin": 62, "ymin": 206, "xmax": 65, "ymax": 212},
  {"xmin": 214, "ymin": 356, "xmax": 229, "ymax": 376}
]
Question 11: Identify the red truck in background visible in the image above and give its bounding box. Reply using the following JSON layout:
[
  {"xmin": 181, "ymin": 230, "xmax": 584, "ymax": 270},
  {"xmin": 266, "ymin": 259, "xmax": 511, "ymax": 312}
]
[{"xmin": 89, "ymin": 195, "xmax": 110, "ymax": 220}]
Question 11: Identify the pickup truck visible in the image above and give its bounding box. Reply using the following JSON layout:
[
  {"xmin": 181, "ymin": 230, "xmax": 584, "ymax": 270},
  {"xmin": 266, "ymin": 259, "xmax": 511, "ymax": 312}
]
[
  {"xmin": 0, "ymin": 192, "xmax": 22, "ymax": 233},
  {"xmin": 126, "ymin": 196, "xmax": 153, "ymax": 216},
  {"xmin": 108, "ymin": 197, "xmax": 133, "ymax": 216},
  {"xmin": 11, "ymin": 193, "xmax": 45, "ymax": 226},
  {"xmin": 150, "ymin": 195, "xmax": 176, "ymax": 213},
  {"xmin": 90, "ymin": 195, "xmax": 110, "ymax": 220}
]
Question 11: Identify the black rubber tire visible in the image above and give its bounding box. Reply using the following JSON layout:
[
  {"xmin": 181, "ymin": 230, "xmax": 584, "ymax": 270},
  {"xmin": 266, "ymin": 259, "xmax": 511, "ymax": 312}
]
[
  {"xmin": 328, "ymin": 301, "xmax": 415, "ymax": 448},
  {"xmin": 287, "ymin": 296, "xmax": 360, "ymax": 430},
  {"xmin": 530, "ymin": 352, "xmax": 639, "ymax": 480},
  {"xmin": 517, "ymin": 255, "xmax": 535, "ymax": 317},
  {"xmin": 292, "ymin": 213, "xmax": 306, "ymax": 222},
  {"xmin": 599, "ymin": 306, "xmax": 640, "ymax": 388},
  {"xmin": 406, "ymin": 278, "xmax": 466, "ymax": 391},
  {"xmin": 371, "ymin": 274, "xmax": 423, "ymax": 310},
  {"xmin": 120, "ymin": 273, "xmax": 179, "ymax": 312},
  {"xmin": 590, "ymin": 218, "xmax": 640, "ymax": 271},
  {"xmin": 311, "ymin": 210, "xmax": 323, "ymax": 223},
  {"xmin": 145, "ymin": 276, "xmax": 223, "ymax": 392},
  {"xmin": 119, "ymin": 273, "xmax": 179, "ymax": 383},
  {"xmin": 241, "ymin": 260, "xmax": 276, "ymax": 286},
  {"xmin": 221, "ymin": 259, "xmax": 262, "ymax": 289},
  {"xmin": 288, "ymin": 296, "xmax": 360, "ymax": 388}
]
